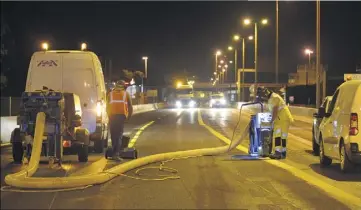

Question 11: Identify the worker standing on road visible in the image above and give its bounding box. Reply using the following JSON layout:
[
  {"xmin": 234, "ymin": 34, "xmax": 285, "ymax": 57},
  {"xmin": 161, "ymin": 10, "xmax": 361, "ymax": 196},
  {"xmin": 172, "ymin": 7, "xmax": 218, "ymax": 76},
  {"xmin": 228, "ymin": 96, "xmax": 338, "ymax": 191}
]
[
  {"xmin": 251, "ymin": 85, "xmax": 294, "ymax": 159},
  {"xmin": 106, "ymin": 80, "xmax": 133, "ymax": 161}
]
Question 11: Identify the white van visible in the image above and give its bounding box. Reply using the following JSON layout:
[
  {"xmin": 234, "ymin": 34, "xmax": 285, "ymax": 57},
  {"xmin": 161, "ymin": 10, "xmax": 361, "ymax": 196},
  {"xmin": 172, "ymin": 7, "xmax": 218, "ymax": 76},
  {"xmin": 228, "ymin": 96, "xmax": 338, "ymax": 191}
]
[
  {"xmin": 318, "ymin": 80, "xmax": 361, "ymax": 172},
  {"xmin": 25, "ymin": 50, "xmax": 108, "ymax": 153}
]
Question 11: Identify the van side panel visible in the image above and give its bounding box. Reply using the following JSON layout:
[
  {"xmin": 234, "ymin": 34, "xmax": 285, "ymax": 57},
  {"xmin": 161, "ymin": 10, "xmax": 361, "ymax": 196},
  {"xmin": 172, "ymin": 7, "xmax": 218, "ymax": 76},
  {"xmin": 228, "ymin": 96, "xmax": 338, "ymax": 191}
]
[
  {"xmin": 26, "ymin": 53, "xmax": 63, "ymax": 92},
  {"xmin": 351, "ymin": 83, "xmax": 361, "ymax": 114},
  {"xmin": 62, "ymin": 53, "xmax": 97, "ymax": 133}
]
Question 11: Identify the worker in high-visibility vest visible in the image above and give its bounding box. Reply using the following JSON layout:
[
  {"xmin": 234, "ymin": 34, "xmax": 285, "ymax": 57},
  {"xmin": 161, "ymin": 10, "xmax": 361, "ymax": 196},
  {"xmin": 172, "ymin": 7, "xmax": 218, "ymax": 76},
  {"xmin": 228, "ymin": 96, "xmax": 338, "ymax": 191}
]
[
  {"xmin": 250, "ymin": 85, "xmax": 294, "ymax": 159},
  {"xmin": 106, "ymin": 80, "xmax": 133, "ymax": 161}
]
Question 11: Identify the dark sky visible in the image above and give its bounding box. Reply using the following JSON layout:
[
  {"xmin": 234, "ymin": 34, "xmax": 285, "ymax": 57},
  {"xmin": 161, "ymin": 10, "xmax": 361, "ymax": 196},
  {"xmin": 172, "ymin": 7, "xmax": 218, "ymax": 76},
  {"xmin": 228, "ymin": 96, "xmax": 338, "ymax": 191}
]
[{"xmin": 2, "ymin": 1, "xmax": 361, "ymax": 95}]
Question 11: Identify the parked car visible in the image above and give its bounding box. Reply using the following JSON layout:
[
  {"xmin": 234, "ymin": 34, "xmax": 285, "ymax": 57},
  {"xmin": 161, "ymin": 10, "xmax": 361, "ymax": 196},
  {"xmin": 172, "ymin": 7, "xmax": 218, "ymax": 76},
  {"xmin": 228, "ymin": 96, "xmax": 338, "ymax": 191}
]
[
  {"xmin": 312, "ymin": 96, "xmax": 333, "ymax": 155},
  {"xmin": 317, "ymin": 80, "xmax": 361, "ymax": 172}
]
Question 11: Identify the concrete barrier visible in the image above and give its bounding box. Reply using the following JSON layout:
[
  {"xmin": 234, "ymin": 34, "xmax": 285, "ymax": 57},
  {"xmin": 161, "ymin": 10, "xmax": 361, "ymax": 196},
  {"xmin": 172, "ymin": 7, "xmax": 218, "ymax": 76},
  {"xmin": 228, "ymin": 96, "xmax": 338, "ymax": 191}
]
[{"xmin": 0, "ymin": 103, "xmax": 163, "ymax": 144}]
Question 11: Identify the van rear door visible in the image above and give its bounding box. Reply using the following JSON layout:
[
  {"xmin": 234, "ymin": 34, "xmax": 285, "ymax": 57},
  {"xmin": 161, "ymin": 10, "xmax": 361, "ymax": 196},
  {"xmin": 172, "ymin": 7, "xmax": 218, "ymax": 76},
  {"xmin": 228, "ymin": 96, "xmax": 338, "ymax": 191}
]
[
  {"xmin": 27, "ymin": 53, "xmax": 63, "ymax": 91},
  {"xmin": 62, "ymin": 53, "xmax": 97, "ymax": 133}
]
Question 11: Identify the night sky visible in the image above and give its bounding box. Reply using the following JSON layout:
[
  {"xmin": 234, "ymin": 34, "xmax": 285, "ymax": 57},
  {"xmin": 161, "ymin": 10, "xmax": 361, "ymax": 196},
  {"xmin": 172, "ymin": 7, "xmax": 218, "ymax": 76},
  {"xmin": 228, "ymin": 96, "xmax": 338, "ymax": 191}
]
[{"xmin": 2, "ymin": 1, "xmax": 361, "ymax": 96}]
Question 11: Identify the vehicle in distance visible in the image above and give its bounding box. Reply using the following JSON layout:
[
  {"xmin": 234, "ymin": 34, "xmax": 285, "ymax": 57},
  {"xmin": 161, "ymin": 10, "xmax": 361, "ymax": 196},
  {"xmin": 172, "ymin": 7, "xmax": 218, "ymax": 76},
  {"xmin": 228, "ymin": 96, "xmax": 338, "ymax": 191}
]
[
  {"xmin": 312, "ymin": 96, "xmax": 332, "ymax": 155},
  {"xmin": 209, "ymin": 93, "xmax": 227, "ymax": 108},
  {"xmin": 318, "ymin": 79, "xmax": 361, "ymax": 172},
  {"xmin": 25, "ymin": 50, "xmax": 108, "ymax": 153},
  {"xmin": 175, "ymin": 98, "xmax": 197, "ymax": 108}
]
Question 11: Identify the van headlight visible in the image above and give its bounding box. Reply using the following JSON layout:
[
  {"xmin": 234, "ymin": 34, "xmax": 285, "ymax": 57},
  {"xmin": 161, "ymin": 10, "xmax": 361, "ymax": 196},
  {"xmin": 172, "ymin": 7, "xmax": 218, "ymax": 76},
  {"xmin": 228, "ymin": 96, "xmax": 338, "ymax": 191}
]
[
  {"xmin": 176, "ymin": 101, "xmax": 182, "ymax": 108},
  {"xmin": 96, "ymin": 101, "xmax": 102, "ymax": 117},
  {"xmin": 189, "ymin": 100, "xmax": 196, "ymax": 107}
]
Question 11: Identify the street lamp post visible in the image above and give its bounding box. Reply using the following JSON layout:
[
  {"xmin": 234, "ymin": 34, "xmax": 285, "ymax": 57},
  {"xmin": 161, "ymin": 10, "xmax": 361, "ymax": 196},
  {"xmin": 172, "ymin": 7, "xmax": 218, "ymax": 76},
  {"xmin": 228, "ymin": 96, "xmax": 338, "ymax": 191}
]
[
  {"xmin": 304, "ymin": 49, "xmax": 313, "ymax": 86},
  {"xmin": 142, "ymin": 56, "xmax": 148, "ymax": 93},
  {"xmin": 215, "ymin": 50, "xmax": 222, "ymax": 84},
  {"xmin": 243, "ymin": 18, "xmax": 268, "ymax": 91},
  {"xmin": 316, "ymin": 0, "xmax": 321, "ymax": 108}
]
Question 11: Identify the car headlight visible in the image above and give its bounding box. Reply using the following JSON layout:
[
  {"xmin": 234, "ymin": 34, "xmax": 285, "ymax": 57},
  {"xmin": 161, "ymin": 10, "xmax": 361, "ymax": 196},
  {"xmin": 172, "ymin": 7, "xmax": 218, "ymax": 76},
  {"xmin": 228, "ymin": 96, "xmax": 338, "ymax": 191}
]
[
  {"xmin": 189, "ymin": 100, "xmax": 195, "ymax": 107},
  {"xmin": 210, "ymin": 99, "xmax": 215, "ymax": 104},
  {"xmin": 176, "ymin": 101, "xmax": 182, "ymax": 108},
  {"xmin": 220, "ymin": 98, "xmax": 226, "ymax": 104}
]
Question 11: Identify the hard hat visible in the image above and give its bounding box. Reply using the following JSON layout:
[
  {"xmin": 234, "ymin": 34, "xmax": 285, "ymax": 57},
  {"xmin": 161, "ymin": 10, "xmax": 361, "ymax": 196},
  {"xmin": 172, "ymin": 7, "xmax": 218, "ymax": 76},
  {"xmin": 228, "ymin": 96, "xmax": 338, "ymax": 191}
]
[{"xmin": 256, "ymin": 86, "xmax": 273, "ymax": 101}]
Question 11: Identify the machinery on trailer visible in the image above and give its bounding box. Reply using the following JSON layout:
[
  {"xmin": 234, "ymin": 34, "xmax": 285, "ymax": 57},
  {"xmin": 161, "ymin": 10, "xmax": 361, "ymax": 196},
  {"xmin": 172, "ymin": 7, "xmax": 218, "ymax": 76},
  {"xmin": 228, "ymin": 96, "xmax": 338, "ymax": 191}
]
[{"xmin": 10, "ymin": 87, "xmax": 90, "ymax": 165}]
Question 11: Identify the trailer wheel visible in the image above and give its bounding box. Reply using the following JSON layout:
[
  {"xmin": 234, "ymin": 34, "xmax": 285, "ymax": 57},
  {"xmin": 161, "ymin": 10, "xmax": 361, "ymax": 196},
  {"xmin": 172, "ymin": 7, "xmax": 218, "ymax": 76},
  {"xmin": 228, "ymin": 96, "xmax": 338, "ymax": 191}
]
[
  {"xmin": 75, "ymin": 129, "xmax": 89, "ymax": 162},
  {"xmin": 11, "ymin": 128, "xmax": 23, "ymax": 163},
  {"xmin": 78, "ymin": 145, "xmax": 89, "ymax": 162},
  {"xmin": 12, "ymin": 142, "xmax": 23, "ymax": 163}
]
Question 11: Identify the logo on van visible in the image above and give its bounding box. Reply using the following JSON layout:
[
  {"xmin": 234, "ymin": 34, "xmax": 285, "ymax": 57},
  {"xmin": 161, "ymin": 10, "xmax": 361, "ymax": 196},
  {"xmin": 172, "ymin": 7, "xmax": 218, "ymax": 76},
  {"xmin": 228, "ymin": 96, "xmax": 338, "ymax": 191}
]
[{"xmin": 37, "ymin": 60, "xmax": 58, "ymax": 67}]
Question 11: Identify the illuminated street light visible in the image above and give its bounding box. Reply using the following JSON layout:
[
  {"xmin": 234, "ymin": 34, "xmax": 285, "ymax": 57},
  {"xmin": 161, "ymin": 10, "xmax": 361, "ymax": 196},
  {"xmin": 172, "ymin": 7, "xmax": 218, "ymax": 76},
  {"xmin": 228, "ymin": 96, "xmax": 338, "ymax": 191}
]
[
  {"xmin": 213, "ymin": 72, "xmax": 217, "ymax": 75},
  {"xmin": 211, "ymin": 78, "xmax": 214, "ymax": 81},
  {"xmin": 229, "ymin": 61, "xmax": 233, "ymax": 64},
  {"xmin": 220, "ymin": 60, "xmax": 224, "ymax": 64},
  {"xmin": 222, "ymin": 69, "xmax": 226, "ymax": 72},
  {"xmin": 228, "ymin": 46, "xmax": 233, "ymax": 51},
  {"xmin": 225, "ymin": 64, "xmax": 228, "ymax": 68},
  {"xmin": 243, "ymin": 18, "xmax": 251, "ymax": 25},
  {"xmin": 218, "ymin": 65, "xmax": 222, "ymax": 68},
  {"xmin": 248, "ymin": 35, "xmax": 254, "ymax": 40},
  {"xmin": 234, "ymin": 35, "xmax": 240, "ymax": 41},
  {"xmin": 305, "ymin": 49, "xmax": 314, "ymax": 55},
  {"xmin": 261, "ymin": 19, "xmax": 268, "ymax": 25},
  {"xmin": 41, "ymin": 42, "xmax": 49, "ymax": 51},
  {"xmin": 216, "ymin": 50, "xmax": 222, "ymax": 56},
  {"xmin": 81, "ymin": 43, "xmax": 87, "ymax": 51}
]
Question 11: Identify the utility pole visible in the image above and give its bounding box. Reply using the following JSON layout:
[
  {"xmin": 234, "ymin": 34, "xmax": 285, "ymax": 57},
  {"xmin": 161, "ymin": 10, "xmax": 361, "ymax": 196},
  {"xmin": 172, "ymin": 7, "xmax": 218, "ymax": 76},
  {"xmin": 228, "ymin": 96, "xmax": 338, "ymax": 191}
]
[
  {"xmin": 255, "ymin": 23, "xmax": 258, "ymax": 85},
  {"xmin": 275, "ymin": 0, "xmax": 279, "ymax": 84},
  {"xmin": 242, "ymin": 38, "xmax": 245, "ymax": 101},
  {"xmin": 316, "ymin": 0, "xmax": 321, "ymax": 108},
  {"xmin": 109, "ymin": 59, "xmax": 113, "ymax": 82}
]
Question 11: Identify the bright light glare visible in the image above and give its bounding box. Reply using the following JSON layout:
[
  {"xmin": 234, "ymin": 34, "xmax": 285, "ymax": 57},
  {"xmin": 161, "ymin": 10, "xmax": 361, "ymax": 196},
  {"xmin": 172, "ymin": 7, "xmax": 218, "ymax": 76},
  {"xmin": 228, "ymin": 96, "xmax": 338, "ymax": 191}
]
[
  {"xmin": 96, "ymin": 102, "xmax": 102, "ymax": 117},
  {"xmin": 261, "ymin": 19, "xmax": 268, "ymax": 25},
  {"xmin": 233, "ymin": 35, "xmax": 240, "ymax": 41},
  {"xmin": 81, "ymin": 43, "xmax": 87, "ymax": 50},
  {"xmin": 213, "ymin": 72, "xmax": 217, "ymax": 75},
  {"xmin": 42, "ymin": 42, "xmax": 49, "ymax": 50},
  {"xmin": 220, "ymin": 60, "xmax": 224, "ymax": 64},
  {"xmin": 218, "ymin": 65, "xmax": 222, "ymax": 68},
  {"xmin": 142, "ymin": 56, "xmax": 148, "ymax": 60},
  {"xmin": 176, "ymin": 101, "xmax": 182, "ymax": 108},
  {"xmin": 229, "ymin": 61, "xmax": 233, "ymax": 64},
  {"xmin": 188, "ymin": 100, "xmax": 196, "ymax": 108},
  {"xmin": 222, "ymin": 69, "xmax": 226, "ymax": 72},
  {"xmin": 228, "ymin": 46, "xmax": 233, "ymax": 51},
  {"xmin": 248, "ymin": 35, "xmax": 254, "ymax": 40},
  {"xmin": 304, "ymin": 49, "xmax": 314, "ymax": 55},
  {"xmin": 244, "ymin": 19, "xmax": 251, "ymax": 25},
  {"xmin": 225, "ymin": 64, "xmax": 228, "ymax": 68},
  {"xmin": 216, "ymin": 50, "xmax": 222, "ymax": 56},
  {"xmin": 177, "ymin": 82, "xmax": 182, "ymax": 88},
  {"xmin": 220, "ymin": 98, "xmax": 226, "ymax": 105},
  {"xmin": 210, "ymin": 99, "xmax": 215, "ymax": 104}
]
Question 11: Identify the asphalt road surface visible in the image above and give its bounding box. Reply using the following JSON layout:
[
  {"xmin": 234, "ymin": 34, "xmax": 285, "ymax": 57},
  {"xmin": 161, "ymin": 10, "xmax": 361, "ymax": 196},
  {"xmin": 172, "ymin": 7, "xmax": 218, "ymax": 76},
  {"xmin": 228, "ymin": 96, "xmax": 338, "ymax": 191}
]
[{"xmin": 1, "ymin": 108, "xmax": 360, "ymax": 209}]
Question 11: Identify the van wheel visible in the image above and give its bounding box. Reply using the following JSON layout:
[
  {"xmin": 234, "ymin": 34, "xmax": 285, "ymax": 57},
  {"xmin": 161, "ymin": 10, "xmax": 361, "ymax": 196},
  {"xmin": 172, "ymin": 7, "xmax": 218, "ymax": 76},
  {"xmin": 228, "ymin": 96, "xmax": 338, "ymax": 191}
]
[
  {"xmin": 312, "ymin": 127, "xmax": 320, "ymax": 156},
  {"xmin": 340, "ymin": 143, "xmax": 353, "ymax": 173},
  {"xmin": 94, "ymin": 140, "xmax": 104, "ymax": 153},
  {"xmin": 12, "ymin": 142, "xmax": 24, "ymax": 163},
  {"xmin": 319, "ymin": 139, "xmax": 332, "ymax": 167},
  {"xmin": 78, "ymin": 145, "xmax": 89, "ymax": 162}
]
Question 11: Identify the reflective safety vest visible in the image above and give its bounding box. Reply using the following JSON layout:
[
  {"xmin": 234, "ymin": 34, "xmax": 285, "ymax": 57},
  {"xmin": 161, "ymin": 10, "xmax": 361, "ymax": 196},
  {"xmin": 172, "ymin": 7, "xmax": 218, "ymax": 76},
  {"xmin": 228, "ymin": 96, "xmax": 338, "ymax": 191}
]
[
  {"xmin": 267, "ymin": 93, "xmax": 294, "ymax": 122},
  {"xmin": 108, "ymin": 89, "xmax": 128, "ymax": 116}
]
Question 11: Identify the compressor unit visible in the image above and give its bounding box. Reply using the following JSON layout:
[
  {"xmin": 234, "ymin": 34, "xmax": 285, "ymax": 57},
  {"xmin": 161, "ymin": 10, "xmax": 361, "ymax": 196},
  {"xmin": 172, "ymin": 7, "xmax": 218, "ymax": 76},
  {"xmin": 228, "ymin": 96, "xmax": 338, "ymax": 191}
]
[{"xmin": 10, "ymin": 87, "xmax": 90, "ymax": 165}]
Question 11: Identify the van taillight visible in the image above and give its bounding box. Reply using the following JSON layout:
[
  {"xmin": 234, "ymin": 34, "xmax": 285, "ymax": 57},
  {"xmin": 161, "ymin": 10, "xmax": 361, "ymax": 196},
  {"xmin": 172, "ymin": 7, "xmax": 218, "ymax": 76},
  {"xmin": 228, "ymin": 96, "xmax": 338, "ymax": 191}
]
[
  {"xmin": 96, "ymin": 100, "xmax": 103, "ymax": 123},
  {"xmin": 350, "ymin": 113, "xmax": 358, "ymax": 136}
]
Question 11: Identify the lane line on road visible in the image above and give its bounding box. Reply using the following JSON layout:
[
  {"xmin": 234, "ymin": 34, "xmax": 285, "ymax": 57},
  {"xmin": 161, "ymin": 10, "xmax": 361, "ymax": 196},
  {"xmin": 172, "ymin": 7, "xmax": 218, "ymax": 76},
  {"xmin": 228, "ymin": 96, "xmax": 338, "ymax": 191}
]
[
  {"xmin": 128, "ymin": 121, "xmax": 155, "ymax": 148},
  {"xmin": 198, "ymin": 109, "xmax": 361, "ymax": 209}
]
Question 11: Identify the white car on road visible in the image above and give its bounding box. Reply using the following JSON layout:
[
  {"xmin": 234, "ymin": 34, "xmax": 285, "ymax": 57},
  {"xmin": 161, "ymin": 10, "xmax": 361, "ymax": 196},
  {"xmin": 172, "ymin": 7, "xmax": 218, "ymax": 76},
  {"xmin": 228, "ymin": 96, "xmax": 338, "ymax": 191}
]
[{"xmin": 318, "ymin": 80, "xmax": 361, "ymax": 172}]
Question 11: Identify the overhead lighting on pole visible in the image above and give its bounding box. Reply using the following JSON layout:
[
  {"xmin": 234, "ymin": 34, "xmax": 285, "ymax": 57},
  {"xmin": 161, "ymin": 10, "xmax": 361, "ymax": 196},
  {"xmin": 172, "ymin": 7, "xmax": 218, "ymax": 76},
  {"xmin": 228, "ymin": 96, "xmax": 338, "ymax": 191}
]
[{"xmin": 41, "ymin": 42, "xmax": 49, "ymax": 51}]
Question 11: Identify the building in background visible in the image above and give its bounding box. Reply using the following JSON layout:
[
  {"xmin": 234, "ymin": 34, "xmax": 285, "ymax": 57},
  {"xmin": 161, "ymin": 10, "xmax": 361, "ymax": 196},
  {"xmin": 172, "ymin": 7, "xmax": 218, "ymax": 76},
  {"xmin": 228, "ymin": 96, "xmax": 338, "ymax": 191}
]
[{"xmin": 288, "ymin": 63, "xmax": 327, "ymax": 85}]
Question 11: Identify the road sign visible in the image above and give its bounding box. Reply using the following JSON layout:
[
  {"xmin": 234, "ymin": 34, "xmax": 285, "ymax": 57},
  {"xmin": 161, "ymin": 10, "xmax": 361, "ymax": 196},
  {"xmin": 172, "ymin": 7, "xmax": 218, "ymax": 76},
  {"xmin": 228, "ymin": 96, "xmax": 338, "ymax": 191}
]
[{"xmin": 344, "ymin": 73, "xmax": 361, "ymax": 81}]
